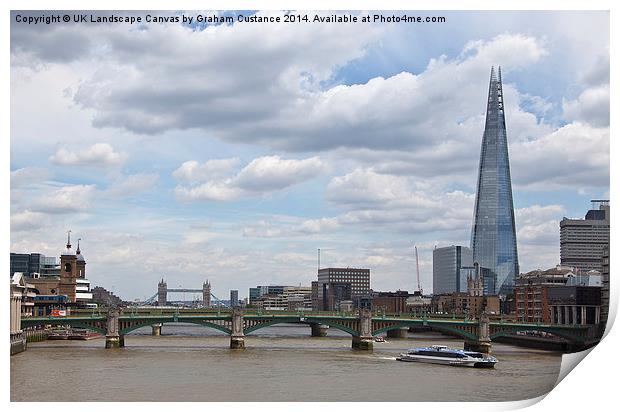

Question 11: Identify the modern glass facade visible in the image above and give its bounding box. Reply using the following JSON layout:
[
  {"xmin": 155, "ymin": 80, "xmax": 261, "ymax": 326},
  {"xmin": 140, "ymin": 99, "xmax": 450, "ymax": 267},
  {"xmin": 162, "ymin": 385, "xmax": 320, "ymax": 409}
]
[
  {"xmin": 432, "ymin": 245, "xmax": 473, "ymax": 294},
  {"xmin": 470, "ymin": 67, "xmax": 519, "ymax": 295}
]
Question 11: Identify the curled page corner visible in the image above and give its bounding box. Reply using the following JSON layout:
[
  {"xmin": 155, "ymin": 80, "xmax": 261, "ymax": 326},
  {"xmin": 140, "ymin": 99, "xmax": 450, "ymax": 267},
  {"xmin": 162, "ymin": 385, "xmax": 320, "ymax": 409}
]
[{"xmin": 555, "ymin": 347, "xmax": 594, "ymax": 387}]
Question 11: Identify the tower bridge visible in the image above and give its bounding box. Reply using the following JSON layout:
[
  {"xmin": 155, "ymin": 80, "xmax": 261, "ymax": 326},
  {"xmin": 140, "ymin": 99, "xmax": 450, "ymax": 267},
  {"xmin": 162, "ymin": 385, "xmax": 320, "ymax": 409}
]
[
  {"xmin": 142, "ymin": 279, "xmax": 229, "ymax": 307},
  {"xmin": 20, "ymin": 309, "xmax": 600, "ymax": 353}
]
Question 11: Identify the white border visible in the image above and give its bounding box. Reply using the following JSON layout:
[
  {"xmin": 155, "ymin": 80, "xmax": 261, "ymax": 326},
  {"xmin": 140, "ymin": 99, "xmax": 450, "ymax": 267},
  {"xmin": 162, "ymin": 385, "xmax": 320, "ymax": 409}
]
[{"xmin": 3, "ymin": 1, "xmax": 616, "ymax": 411}]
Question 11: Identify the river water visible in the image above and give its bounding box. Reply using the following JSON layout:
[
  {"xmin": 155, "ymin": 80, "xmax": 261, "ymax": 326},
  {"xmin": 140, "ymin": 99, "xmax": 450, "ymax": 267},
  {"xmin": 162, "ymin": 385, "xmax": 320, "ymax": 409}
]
[{"xmin": 11, "ymin": 324, "xmax": 562, "ymax": 402}]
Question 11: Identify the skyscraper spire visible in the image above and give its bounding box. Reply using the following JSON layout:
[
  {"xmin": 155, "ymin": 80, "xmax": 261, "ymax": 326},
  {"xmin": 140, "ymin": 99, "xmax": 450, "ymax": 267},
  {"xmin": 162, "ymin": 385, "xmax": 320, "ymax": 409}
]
[{"xmin": 470, "ymin": 66, "xmax": 519, "ymax": 295}]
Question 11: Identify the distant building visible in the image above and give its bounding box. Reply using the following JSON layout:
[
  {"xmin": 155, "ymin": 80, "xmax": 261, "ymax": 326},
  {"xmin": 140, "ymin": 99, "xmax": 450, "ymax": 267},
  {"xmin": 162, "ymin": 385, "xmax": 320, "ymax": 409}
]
[
  {"xmin": 249, "ymin": 287, "xmax": 261, "ymax": 305},
  {"xmin": 249, "ymin": 285, "xmax": 286, "ymax": 306},
  {"xmin": 406, "ymin": 292, "xmax": 432, "ymax": 315},
  {"xmin": 548, "ymin": 286, "xmax": 602, "ymax": 325},
  {"xmin": 10, "ymin": 253, "xmax": 60, "ymax": 277},
  {"xmin": 601, "ymin": 245, "xmax": 609, "ymax": 327},
  {"xmin": 20, "ymin": 233, "xmax": 92, "ymax": 306},
  {"xmin": 92, "ymin": 286, "xmax": 122, "ymax": 307},
  {"xmin": 372, "ymin": 290, "xmax": 410, "ymax": 314},
  {"xmin": 230, "ymin": 290, "xmax": 239, "ymax": 307},
  {"xmin": 322, "ymin": 282, "xmax": 352, "ymax": 311},
  {"xmin": 317, "ymin": 268, "xmax": 370, "ymax": 297},
  {"xmin": 433, "ymin": 245, "xmax": 473, "ymax": 294},
  {"xmin": 514, "ymin": 266, "xmax": 574, "ymax": 323},
  {"xmin": 431, "ymin": 272, "xmax": 500, "ymax": 318},
  {"xmin": 253, "ymin": 286, "xmax": 312, "ymax": 311},
  {"xmin": 560, "ymin": 200, "xmax": 610, "ymax": 272}
]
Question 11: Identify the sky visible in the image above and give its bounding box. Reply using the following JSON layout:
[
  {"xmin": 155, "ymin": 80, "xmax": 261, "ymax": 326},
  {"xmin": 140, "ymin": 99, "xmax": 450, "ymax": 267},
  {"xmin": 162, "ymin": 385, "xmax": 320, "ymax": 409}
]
[{"xmin": 9, "ymin": 10, "xmax": 610, "ymax": 301}]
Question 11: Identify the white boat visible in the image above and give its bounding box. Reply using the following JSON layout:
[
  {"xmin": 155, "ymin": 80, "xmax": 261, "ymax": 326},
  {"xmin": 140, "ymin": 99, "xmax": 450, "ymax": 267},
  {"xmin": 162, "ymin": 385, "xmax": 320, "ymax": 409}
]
[{"xmin": 396, "ymin": 345, "xmax": 498, "ymax": 368}]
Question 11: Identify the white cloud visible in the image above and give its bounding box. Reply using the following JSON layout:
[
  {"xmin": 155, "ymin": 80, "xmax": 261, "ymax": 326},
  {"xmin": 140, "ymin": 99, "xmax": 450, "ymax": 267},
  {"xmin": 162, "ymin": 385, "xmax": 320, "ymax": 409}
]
[
  {"xmin": 31, "ymin": 184, "xmax": 96, "ymax": 214},
  {"xmin": 10, "ymin": 167, "xmax": 50, "ymax": 188},
  {"xmin": 106, "ymin": 173, "xmax": 159, "ymax": 197},
  {"xmin": 172, "ymin": 158, "xmax": 239, "ymax": 182},
  {"xmin": 175, "ymin": 155, "xmax": 327, "ymax": 201},
  {"xmin": 49, "ymin": 143, "xmax": 127, "ymax": 167},
  {"xmin": 511, "ymin": 122, "xmax": 609, "ymax": 190},
  {"xmin": 562, "ymin": 85, "xmax": 610, "ymax": 127},
  {"xmin": 234, "ymin": 156, "xmax": 327, "ymax": 192},
  {"xmin": 11, "ymin": 210, "xmax": 48, "ymax": 231}
]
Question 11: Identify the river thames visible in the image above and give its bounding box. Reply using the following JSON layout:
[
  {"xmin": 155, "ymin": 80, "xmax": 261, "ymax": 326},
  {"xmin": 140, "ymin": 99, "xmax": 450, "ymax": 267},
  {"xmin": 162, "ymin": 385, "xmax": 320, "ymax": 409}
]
[{"xmin": 11, "ymin": 324, "xmax": 562, "ymax": 402}]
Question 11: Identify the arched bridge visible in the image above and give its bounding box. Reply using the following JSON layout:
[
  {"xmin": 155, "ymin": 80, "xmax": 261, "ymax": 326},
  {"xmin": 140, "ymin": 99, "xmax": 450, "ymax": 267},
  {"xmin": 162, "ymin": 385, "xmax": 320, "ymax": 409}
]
[{"xmin": 20, "ymin": 308, "xmax": 599, "ymax": 352}]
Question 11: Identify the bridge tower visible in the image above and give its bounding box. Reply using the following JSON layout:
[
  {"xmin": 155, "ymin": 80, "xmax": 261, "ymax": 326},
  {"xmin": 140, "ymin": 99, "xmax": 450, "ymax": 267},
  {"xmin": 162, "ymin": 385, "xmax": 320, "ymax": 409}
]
[
  {"xmin": 202, "ymin": 280, "xmax": 211, "ymax": 308},
  {"xmin": 157, "ymin": 279, "xmax": 167, "ymax": 306}
]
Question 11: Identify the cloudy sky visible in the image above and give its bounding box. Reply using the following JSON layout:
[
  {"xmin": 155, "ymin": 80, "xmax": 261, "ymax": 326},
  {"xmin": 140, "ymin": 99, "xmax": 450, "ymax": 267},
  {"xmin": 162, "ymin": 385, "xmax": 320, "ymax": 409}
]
[{"xmin": 10, "ymin": 10, "xmax": 609, "ymax": 301}]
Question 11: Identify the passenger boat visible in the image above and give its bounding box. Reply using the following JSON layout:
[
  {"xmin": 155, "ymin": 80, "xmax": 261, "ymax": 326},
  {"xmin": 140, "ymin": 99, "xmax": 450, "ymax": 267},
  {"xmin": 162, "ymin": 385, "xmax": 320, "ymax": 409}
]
[
  {"xmin": 47, "ymin": 328, "xmax": 70, "ymax": 340},
  {"xmin": 69, "ymin": 328, "xmax": 101, "ymax": 340},
  {"xmin": 374, "ymin": 336, "xmax": 386, "ymax": 343},
  {"xmin": 396, "ymin": 345, "xmax": 498, "ymax": 368}
]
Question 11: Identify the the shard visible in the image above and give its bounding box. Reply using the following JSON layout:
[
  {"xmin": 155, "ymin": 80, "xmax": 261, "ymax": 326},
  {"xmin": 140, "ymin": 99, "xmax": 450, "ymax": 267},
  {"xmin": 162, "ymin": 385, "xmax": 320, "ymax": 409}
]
[{"xmin": 470, "ymin": 67, "xmax": 519, "ymax": 295}]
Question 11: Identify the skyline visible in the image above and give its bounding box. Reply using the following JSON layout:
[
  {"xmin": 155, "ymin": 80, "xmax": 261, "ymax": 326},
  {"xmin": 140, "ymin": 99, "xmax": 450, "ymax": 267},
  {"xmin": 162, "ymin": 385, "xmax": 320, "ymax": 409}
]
[{"xmin": 10, "ymin": 11, "xmax": 610, "ymax": 300}]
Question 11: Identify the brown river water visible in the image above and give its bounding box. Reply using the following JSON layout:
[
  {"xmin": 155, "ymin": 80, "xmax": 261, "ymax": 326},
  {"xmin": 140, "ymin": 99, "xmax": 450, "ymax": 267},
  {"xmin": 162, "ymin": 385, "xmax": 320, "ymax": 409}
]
[{"xmin": 11, "ymin": 324, "xmax": 562, "ymax": 402}]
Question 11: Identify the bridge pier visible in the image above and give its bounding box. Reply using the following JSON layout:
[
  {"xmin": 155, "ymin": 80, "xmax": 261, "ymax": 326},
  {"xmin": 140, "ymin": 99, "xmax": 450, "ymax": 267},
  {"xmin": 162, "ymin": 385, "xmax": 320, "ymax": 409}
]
[
  {"xmin": 386, "ymin": 327, "xmax": 409, "ymax": 339},
  {"xmin": 352, "ymin": 310, "xmax": 373, "ymax": 351},
  {"xmin": 310, "ymin": 323, "xmax": 329, "ymax": 337},
  {"xmin": 352, "ymin": 336, "xmax": 374, "ymax": 350},
  {"xmin": 464, "ymin": 311, "xmax": 492, "ymax": 354},
  {"xmin": 105, "ymin": 309, "xmax": 124, "ymax": 349},
  {"xmin": 464, "ymin": 340, "xmax": 491, "ymax": 353},
  {"xmin": 230, "ymin": 308, "xmax": 245, "ymax": 350},
  {"xmin": 152, "ymin": 324, "xmax": 162, "ymax": 336}
]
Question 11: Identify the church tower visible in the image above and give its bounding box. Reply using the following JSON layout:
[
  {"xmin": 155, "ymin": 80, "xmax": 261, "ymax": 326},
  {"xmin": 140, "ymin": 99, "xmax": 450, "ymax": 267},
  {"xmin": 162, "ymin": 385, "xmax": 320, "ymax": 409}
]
[
  {"xmin": 58, "ymin": 230, "xmax": 78, "ymax": 302},
  {"xmin": 76, "ymin": 238, "xmax": 86, "ymax": 279}
]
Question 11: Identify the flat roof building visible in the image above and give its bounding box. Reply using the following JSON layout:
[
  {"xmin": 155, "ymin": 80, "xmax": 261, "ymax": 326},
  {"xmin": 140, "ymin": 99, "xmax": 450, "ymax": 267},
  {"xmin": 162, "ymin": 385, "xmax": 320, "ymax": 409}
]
[
  {"xmin": 317, "ymin": 267, "xmax": 370, "ymax": 297},
  {"xmin": 560, "ymin": 201, "xmax": 610, "ymax": 272},
  {"xmin": 433, "ymin": 245, "xmax": 473, "ymax": 295}
]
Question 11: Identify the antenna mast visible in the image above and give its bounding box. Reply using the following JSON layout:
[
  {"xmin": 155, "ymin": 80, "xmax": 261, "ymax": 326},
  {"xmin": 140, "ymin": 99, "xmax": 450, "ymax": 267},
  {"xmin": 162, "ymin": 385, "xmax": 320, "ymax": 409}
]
[{"xmin": 415, "ymin": 245, "xmax": 422, "ymax": 294}]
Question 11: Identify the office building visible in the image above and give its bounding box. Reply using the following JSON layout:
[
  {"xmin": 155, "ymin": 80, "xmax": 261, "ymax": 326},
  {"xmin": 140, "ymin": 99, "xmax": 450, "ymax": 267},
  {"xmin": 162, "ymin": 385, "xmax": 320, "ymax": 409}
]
[
  {"xmin": 560, "ymin": 200, "xmax": 610, "ymax": 272},
  {"xmin": 470, "ymin": 67, "xmax": 519, "ymax": 295},
  {"xmin": 252, "ymin": 286, "xmax": 312, "ymax": 311},
  {"xmin": 230, "ymin": 290, "xmax": 239, "ymax": 307},
  {"xmin": 433, "ymin": 245, "xmax": 473, "ymax": 294},
  {"xmin": 601, "ymin": 245, "xmax": 609, "ymax": 327},
  {"xmin": 317, "ymin": 267, "xmax": 370, "ymax": 296}
]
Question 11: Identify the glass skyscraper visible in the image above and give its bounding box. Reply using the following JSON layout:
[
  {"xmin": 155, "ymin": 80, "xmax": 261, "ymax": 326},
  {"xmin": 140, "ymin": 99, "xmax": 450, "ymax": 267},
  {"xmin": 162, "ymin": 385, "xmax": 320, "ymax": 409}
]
[{"xmin": 470, "ymin": 67, "xmax": 519, "ymax": 295}]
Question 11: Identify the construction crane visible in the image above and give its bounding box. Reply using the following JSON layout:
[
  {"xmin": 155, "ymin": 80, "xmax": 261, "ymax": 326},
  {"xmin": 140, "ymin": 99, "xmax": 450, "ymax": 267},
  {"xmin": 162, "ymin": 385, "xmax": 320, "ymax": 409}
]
[{"xmin": 414, "ymin": 245, "xmax": 423, "ymax": 295}]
